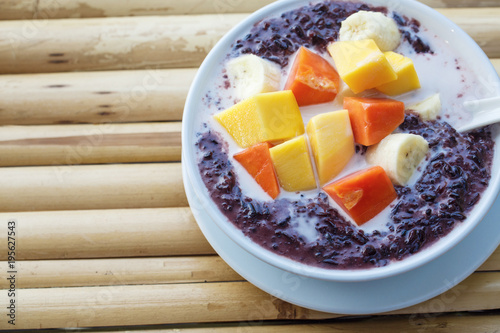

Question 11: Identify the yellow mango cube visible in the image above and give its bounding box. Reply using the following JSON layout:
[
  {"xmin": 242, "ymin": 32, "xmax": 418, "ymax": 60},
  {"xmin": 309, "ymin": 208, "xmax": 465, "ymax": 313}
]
[
  {"xmin": 214, "ymin": 90, "xmax": 304, "ymax": 148},
  {"xmin": 269, "ymin": 136, "xmax": 317, "ymax": 192},
  {"xmin": 376, "ymin": 51, "xmax": 421, "ymax": 95},
  {"xmin": 327, "ymin": 39, "xmax": 397, "ymax": 94},
  {"xmin": 306, "ymin": 110, "xmax": 355, "ymax": 185}
]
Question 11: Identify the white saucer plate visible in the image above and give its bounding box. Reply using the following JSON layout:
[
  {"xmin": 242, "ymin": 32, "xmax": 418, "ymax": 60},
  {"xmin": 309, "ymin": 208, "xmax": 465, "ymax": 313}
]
[{"xmin": 183, "ymin": 160, "xmax": 500, "ymax": 314}]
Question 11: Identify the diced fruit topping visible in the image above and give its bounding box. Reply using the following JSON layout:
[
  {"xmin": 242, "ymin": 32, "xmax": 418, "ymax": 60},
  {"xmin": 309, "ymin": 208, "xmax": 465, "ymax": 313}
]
[
  {"xmin": 226, "ymin": 54, "xmax": 281, "ymax": 101},
  {"xmin": 234, "ymin": 142, "xmax": 280, "ymax": 199},
  {"xmin": 214, "ymin": 90, "xmax": 304, "ymax": 148},
  {"xmin": 407, "ymin": 93, "xmax": 441, "ymax": 120},
  {"xmin": 366, "ymin": 133, "xmax": 429, "ymax": 186},
  {"xmin": 343, "ymin": 96, "xmax": 405, "ymax": 146},
  {"xmin": 269, "ymin": 136, "xmax": 317, "ymax": 192},
  {"xmin": 327, "ymin": 39, "xmax": 397, "ymax": 94},
  {"xmin": 323, "ymin": 166, "xmax": 397, "ymax": 225},
  {"xmin": 284, "ymin": 46, "xmax": 341, "ymax": 106},
  {"xmin": 339, "ymin": 11, "xmax": 401, "ymax": 52},
  {"xmin": 215, "ymin": 16, "xmax": 436, "ymax": 226},
  {"xmin": 376, "ymin": 51, "xmax": 421, "ymax": 95},
  {"xmin": 306, "ymin": 110, "xmax": 355, "ymax": 185}
]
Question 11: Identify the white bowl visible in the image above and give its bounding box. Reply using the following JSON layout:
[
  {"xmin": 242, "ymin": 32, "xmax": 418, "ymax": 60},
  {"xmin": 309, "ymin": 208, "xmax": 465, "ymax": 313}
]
[{"xmin": 182, "ymin": 0, "xmax": 500, "ymax": 282}]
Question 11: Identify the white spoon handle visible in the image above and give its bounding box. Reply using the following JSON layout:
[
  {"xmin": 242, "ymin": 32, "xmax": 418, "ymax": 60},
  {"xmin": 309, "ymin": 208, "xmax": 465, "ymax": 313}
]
[{"xmin": 457, "ymin": 96, "xmax": 500, "ymax": 132}]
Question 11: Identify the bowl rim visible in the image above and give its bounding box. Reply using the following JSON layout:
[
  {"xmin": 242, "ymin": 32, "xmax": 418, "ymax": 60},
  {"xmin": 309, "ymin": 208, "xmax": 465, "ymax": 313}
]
[{"xmin": 182, "ymin": 0, "xmax": 500, "ymax": 282}]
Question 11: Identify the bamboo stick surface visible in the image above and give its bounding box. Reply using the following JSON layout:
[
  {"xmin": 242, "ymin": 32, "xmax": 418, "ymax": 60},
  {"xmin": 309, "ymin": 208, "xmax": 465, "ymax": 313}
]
[
  {"xmin": 0, "ymin": 0, "xmax": 500, "ymax": 331},
  {"xmin": 0, "ymin": 0, "xmax": 498, "ymax": 20},
  {"xmin": 0, "ymin": 69, "xmax": 196, "ymax": 124},
  {"xmin": 0, "ymin": 9, "xmax": 499, "ymax": 74}
]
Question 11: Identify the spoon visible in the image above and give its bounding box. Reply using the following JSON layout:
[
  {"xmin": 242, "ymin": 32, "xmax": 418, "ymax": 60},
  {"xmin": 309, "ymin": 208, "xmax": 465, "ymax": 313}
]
[{"xmin": 456, "ymin": 96, "xmax": 500, "ymax": 133}]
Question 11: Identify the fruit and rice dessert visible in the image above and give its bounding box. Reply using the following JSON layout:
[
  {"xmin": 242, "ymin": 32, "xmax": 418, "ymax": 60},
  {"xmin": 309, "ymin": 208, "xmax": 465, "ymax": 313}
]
[{"xmin": 195, "ymin": 1, "xmax": 495, "ymax": 269}]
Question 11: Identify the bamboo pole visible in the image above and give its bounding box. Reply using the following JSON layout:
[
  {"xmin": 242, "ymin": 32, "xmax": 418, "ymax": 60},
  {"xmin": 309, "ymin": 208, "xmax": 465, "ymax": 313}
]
[
  {"xmin": 1, "ymin": 0, "xmax": 500, "ymax": 20},
  {"xmin": 0, "ymin": 0, "xmax": 34, "ymax": 20},
  {"xmin": 0, "ymin": 0, "xmax": 275, "ymax": 20},
  {"xmin": 0, "ymin": 163, "xmax": 187, "ymax": 211},
  {"xmin": 0, "ymin": 122, "xmax": 181, "ymax": 166},
  {"xmin": 1, "ymin": 9, "xmax": 500, "ymax": 74},
  {"xmin": 2, "ymin": 282, "xmax": 335, "ymax": 329},
  {"xmin": 4, "ymin": 272, "xmax": 500, "ymax": 329},
  {"xmin": 0, "ymin": 14, "xmax": 245, "ymax": 73},
  {"xmin": 0, "ymin": 256, "xmax": 241, "ymax": 288},
  {"xmin": 0, "ymin": 208, "xmax": 214, "ymax": 260},
  {"xmin": 0, "ymin": 69, "xmax": 195, "ymax": 124},
  {"xmin": 103, "ymin": 313, "xmax": 500, "ymax": 332}
]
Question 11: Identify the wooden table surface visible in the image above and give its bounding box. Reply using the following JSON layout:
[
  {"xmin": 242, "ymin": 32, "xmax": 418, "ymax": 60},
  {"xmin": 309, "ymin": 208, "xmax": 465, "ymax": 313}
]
[{"xmin": 0, "ymin": 0, "xmax": 500, "ymax": 331}]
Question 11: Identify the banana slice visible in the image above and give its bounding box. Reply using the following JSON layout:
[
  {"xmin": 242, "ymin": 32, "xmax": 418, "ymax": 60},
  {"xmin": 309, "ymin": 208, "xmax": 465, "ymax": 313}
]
[
  {"xmin": 366, "ymin": 133, "xmax": 429, "ymax": 186},
  {"xmin": 406, "ymin": 93, "xmax": 441, "ymax": 120},
  {"xmin": 226, "ymin": 54, "xmax": 281, "ymax": 101},
  {"xmin": 339, "ymin": 11, "xmax": 401, "ymax": 52}
]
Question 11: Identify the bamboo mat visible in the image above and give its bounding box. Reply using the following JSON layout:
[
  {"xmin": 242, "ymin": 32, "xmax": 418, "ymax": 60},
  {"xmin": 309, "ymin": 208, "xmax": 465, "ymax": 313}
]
[{"xmin": 0, "ymin": 0, "xmax": 500, "ymax": 331}]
